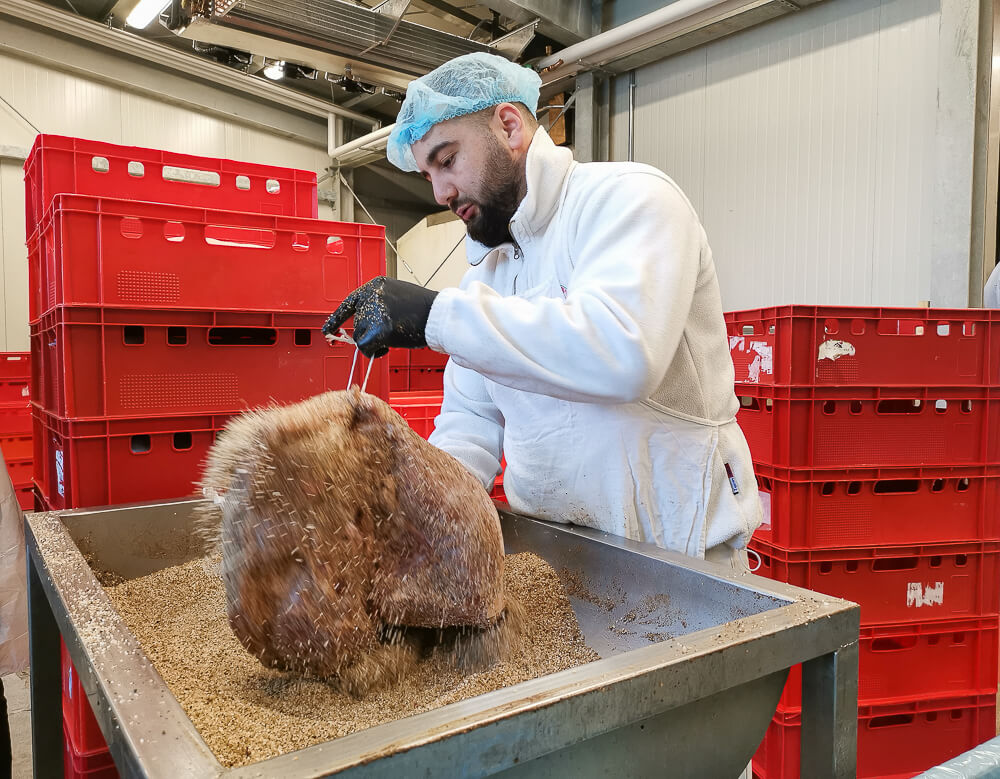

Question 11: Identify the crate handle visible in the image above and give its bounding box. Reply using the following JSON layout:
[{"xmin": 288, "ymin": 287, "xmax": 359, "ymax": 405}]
[
  {"xmin": 871, "ymin": 556, "xmax": 918, "ymax": 571},
  {"xmin": 876, "ymin": 319, "xmax": 925, "ymax": 336},
  {"xmin": 207, "ymin": 327, "xmax": 277, "ymax": 346},
  {"xmin": 162, "ymin": 165, "xmax": 221, "ymax": 188},
  {"xmin": 868, "ymin": 713, "xmax": 913, "ymax": 729},
  {"xmin": 164, "ymin": 222, "xmax": 185, "ymax": 243},
  {"xmin": 875, "ymin": 399, "xmax": 922, "ymax": 414},
  {"xmin": 205, "ymin": 224, "xmax": 276, "ymax": 249},
  {"xmin": 870, "ymin": 636, "xmax": 916, "ymax": 652},
  {"xmin": 872, "ymin": 479, "xmax": 919, "ymax": 495}
]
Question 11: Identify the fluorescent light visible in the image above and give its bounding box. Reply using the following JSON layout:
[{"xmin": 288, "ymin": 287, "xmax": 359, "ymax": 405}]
[
  {"xmin": 125, "ymin": 0, "xmax": 170, "ymax": 28},
  {"xmin": 263, "ymin": 60, "xmax": 286, "ymax": 80}
]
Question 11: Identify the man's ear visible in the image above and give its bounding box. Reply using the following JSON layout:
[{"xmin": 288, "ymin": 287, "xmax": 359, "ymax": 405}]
[{"xmin": 494, "ymin": 103, "xmax": 528, "ymax": 152}]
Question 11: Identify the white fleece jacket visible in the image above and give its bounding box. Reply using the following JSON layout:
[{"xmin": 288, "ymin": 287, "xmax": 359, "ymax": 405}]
[{"xmin": 425, "ymin": 128, "xmax": 761, "ymax": 560}]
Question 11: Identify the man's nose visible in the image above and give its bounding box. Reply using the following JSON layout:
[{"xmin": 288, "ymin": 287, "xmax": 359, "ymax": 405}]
[{"xmin": 432, "ymin": 177, "xmax": 457, "ymax": 207}]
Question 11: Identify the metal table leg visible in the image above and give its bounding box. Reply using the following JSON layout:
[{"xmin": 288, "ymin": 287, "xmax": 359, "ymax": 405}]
[
  {"xmin": 800, "ymin": 639, "xmax": 859, "ymax": 779},
  {"xmin": 28, "ymin": 543, "xmax": 64, "ymax": 779}
]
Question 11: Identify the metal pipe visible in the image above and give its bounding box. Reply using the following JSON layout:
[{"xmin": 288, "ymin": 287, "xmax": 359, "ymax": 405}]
[
  {"xmin": 627, "ymin": 70, "xmax": 635, "ymax": 162},
  {"xmin": 328, "ymin": 123, "xmax": 394, "ymax": 160},
  {"xmin": 536, "ymin": 0, "xmax": 769, "ymax": 84}
]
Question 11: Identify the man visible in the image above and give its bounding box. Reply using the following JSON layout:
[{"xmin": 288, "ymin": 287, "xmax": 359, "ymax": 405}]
[
  {"xmin": 324, "ymin": 52, "xmax": 761, "ymax": 569},
  {"xmin": 986, "ymin": 262, "xmax": 1000, "ymax": 307}
]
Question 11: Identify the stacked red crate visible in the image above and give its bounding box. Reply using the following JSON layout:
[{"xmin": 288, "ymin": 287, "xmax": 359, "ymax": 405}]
[
  {"xmin": 0, "ymin": 352, "xmax": 32, "ymax": 510},
  {"xmin": 725, "ymin": 305, "xmax": 1000, "ymax": 779},
  {"xmin": 388, "ymin": 347, "xmax": 449, "ymax": 392},
  {"xmin": 25, "ymin": 135, "xmax": 388, "ymax": 511},
  {"xmin": 25, "ymin": 135, "xmax": 389, "ymax": 775},
  {"xmin": 388, "ymin": 390, "xmax": 506, "ymax": 502}
]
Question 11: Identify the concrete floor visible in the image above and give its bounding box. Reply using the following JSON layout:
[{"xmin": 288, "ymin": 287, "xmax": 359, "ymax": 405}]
[{"xmin": 3, "ymin": 672, "xmax": 31, "ymax": 779}]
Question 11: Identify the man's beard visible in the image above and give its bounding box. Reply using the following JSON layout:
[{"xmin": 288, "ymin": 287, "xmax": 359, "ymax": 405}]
[{"xmin": 463, "ymin": 139, "xmax": 525, "ymax": 248}]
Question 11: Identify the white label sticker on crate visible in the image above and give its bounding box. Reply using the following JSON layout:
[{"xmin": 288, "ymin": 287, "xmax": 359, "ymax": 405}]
[
  {"xmin": 758, "ymin": 491, "xmax": 771, "ymax": 530},
  {"xmin": 906, "ymin": 581, "xmax": 943, "ymax": 608},
  {"xmin": 21, "ymin": 386, "xmax": 28, "ymax": 397},
  {"xmin": 55, "ymin": 449, "xmax": 64, "ymax": 497}
]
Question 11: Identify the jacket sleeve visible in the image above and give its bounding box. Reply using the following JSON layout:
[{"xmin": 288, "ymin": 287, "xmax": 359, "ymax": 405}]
[
  {"xmin": 427, "ymin": 358, "xmax": 504, "ymax": 491},
  {"xmin": 986, "ymin": 263, "xmax": 1000, "ymax": 308},
  {"xmin": 424, "ymin": 171, "xmax": 702, "ymax": 404}
]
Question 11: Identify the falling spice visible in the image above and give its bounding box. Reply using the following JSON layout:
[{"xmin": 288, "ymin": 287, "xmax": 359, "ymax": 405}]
[{"xmin": 104, "ymin": 551, "xmax": 599, "ymax": 768}]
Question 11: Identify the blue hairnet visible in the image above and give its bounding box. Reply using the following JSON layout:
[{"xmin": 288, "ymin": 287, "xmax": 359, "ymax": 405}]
[{"xmin": 387, "ymin": 52, "xmax": 542, "ymax": 172}]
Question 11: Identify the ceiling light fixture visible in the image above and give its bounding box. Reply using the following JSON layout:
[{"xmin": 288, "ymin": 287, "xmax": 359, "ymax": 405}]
[
  {"xmin": 262, "ymin": 59, "xmax": 286, "ymax": 80},
  {"xmin": 124, "ymin": 0, "xmax": 170, "ymax": 29}
]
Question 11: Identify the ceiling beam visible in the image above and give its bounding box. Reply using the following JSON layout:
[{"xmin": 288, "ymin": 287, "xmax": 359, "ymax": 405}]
[
  {"xmin": 417, "ymin": 0, "xmax": 482, "ymax": 28},
  {"xmin": 0, "ymin": 0, "xmax": 380, "ymax": 127},
  {"xmin": 478, "ymin": 0, "xmax": 592, "ymax": 44}
]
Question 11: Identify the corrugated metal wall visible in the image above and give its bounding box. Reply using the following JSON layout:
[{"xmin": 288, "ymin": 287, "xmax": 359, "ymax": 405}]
[
  {"xmin": 0, "ymin": 50, "xmax": 334, "ymax": 351},
  {"xmin": 610, "ymin": 0, "xmax": 943, "ymax": 310}
]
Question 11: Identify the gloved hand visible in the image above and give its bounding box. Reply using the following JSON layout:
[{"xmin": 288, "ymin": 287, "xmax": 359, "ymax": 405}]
[{"xmin": 322, "ymin": 276, "xmax": 439, "ymax": 358}]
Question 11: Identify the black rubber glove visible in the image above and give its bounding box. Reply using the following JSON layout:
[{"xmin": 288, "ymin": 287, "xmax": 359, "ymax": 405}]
[{"xmin": 322, "ymin": 276, "xmax": 439, "ymax": 358}]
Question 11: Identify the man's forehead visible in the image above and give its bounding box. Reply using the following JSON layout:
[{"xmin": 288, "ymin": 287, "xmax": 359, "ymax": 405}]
[{"xmin": 413, "ymin": 113, "xmax": 483, "ymax": 164}]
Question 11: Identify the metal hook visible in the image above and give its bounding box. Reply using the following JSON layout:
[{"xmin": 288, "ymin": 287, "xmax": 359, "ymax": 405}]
[
  {"xmin": 347, "ymin": 347, "xmax": 359, "ymax": 389},
  {"xmin": 361, "ymin": 355, "xmax": 375, "ymax": 392}
]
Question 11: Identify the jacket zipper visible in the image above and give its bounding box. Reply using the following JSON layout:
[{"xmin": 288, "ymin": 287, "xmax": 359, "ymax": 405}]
[{"xmin": 509, "ymin": 219, "xmax": 523, "ymax": 293}]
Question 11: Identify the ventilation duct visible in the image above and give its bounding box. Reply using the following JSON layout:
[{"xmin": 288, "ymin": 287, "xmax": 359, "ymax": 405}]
[{"xmin": 167, "ymin": 0, "xmax": 536, "ymax": 91}]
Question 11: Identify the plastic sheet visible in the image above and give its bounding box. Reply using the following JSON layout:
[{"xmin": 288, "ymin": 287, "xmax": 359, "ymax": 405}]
[
  {"xmin": 917, "ymin": 735, "xmax": 1000, "ymax": 777},
  {"xmin": 0, "ymin": 450, "xmax": 28, "ymax": 676}
]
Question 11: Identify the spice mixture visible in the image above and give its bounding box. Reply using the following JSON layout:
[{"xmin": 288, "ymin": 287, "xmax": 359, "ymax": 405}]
[{"xmin": 104, "ymin": 551, "xmax": 599, "ymax": 768}]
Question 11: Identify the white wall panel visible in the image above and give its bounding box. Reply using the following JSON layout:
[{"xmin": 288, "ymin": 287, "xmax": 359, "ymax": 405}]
[
  {"xmin": 611, "ymin": 0, "xmax": 943, "ymax": 310},
  {"xmin": 0, "ymin": 47, "xmax": 337, "ymax": 348},
  {"xmin": 0, "ymin": 160, "xmax": 28, "ymax": 351}
]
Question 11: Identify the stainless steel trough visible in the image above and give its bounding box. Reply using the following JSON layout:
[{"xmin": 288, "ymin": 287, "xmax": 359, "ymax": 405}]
[{"xmin": 27, "ymin": 499, "xmax": 859, "ymax": 778}]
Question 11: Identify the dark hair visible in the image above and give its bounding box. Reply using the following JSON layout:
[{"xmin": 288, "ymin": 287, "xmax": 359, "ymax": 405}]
[{"xmin": 467, "ymin": 102, "xmax": 538, "ymax": 130}]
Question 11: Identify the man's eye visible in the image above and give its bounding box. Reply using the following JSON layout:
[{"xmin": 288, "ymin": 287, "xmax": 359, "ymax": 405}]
[{"xmin": 443, "ymin": 156, "xmax": 454, "ymax": 168}]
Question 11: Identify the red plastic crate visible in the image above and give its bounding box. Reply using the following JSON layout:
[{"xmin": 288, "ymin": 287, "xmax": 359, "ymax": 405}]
[
  {"xmin": 776, "ymin": 618, "xmax": 998, "ymax": 712},
  {"xmin": 4, "ymin": 457, "xmax": 31, "ymax": 486},
  {"xmin": 752, "ymin": 462, "xmax": 1000, "ymax": 548},
  {"xmin": 60, "ymin": 640, "xmax": 110, "ymax": 758},
  {"xmin": 750, "ymin": 537, "xmax": 1000, "ymax": 626},
  {"xmin": 389, "ymin": 367, "xmax": 447, "ymax": 392},
  {"xmin": 753, "ymin": 695, "xmax": 997, "ymax": 779},
  {"xmin": 737, "ymin": 385, "xmax": 1000, "ymax": 468},
  {"xmin": 30, "ymin": 194, "xmax": 384, "ymax": 321},
  {"xmin": 14, "ymin": 484, "xmax": 33, "ymax": 510},
  {"xmin": 64, "ymin": 725, "xmax": 117, "ymax": 779},
  {"xmin": 24, "ymin": 134, "xmax": 317, "ymax": 243},
  {"xmin": 388, "ymin": 348, "xmax": 449, "ymax": 370},
  {"xmin": 34, "ymin": 408, "xmax": 234, "ymax": 510},
  {"xmin": 388, "ymin": 348, "xmax": 448, "ymax": 392},
  {"xmin": 0, "ymin": 353, "xmax": 29, "ymax": 380},
  {"xmin": 0, "ymin": 379, "xmax": 30, "ymax": 404},
  {"xmin": 0, "ymin": 434, "xmax": 31, "ymax": 461},
  {"xmin": 30, "ymin": 307, "xmax": 388, "ymax": 419},
  {"xmin": 726, "ymin": 305, "xmax": 1000, "ymax": 387},
  {"xmin": 0, "ymin": 402, "xmax": 31, "ymax": 435}
]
